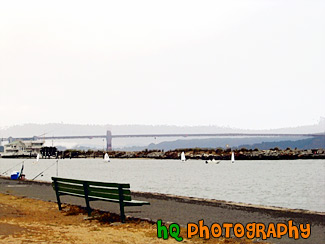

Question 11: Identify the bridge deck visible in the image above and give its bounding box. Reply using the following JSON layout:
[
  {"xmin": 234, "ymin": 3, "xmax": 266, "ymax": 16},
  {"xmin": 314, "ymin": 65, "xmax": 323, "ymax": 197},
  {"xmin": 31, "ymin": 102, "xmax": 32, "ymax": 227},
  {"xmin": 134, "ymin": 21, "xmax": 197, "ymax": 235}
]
[{"xmin": 1, "ymin": 132, "xmax": 324, "ymax": 141}]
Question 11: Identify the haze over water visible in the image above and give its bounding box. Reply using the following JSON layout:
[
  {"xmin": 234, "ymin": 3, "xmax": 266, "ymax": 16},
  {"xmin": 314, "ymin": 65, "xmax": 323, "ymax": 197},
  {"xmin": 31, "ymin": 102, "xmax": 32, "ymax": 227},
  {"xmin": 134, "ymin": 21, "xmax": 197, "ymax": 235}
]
[{"xmin": 1, "ymin": 158, "xmax": 324, "ymax": 212}]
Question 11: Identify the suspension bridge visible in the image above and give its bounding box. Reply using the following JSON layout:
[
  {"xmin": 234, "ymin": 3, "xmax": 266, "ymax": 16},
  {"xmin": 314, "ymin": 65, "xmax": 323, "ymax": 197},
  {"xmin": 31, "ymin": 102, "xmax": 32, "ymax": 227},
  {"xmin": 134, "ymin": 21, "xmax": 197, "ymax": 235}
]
[{"xmin": 1, "ymin": 131, "xmax": 324, "ymax": 151}]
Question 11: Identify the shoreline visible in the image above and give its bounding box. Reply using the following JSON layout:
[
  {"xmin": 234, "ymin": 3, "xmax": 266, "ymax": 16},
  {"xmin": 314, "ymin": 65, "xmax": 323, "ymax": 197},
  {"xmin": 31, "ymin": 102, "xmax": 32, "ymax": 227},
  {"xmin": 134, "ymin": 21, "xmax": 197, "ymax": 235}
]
[
  {"xmin": 1, "ymin": 176, "xmax": 324, "ymax": 219},
  {"xmin": 1, "ymin": 156, "xmax": 325, "ymax": 160}
]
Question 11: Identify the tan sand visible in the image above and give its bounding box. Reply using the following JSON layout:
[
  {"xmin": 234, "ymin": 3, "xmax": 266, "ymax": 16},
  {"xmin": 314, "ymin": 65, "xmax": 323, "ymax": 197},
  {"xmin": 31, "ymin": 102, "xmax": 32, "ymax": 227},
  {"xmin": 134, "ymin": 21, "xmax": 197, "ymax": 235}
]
[{"xmin": 0, "ymin": 193, "xmax": 265, "ymax": 244}]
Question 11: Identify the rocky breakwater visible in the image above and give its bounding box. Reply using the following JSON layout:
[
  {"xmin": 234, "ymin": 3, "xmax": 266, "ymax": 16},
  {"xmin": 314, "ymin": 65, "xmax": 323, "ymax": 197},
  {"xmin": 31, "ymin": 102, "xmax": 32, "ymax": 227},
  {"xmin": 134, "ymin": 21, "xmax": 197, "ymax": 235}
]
[{"xmin": 61, "ymin": 147, "xmax": 325, "ymax": 160}]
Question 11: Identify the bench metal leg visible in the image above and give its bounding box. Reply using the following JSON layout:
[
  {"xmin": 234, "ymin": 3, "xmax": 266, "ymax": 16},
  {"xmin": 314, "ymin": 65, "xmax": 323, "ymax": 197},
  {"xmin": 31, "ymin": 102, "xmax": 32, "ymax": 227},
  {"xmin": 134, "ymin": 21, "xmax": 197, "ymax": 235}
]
[
  {"xmin": 56, "ymin": 195, "xmax": 62, "ymax": 210},
  {"xmin": 85, "ymin": 197, "xmax": 92, "ymax": 217},
  {"xmin": 118, "ymin": 186, "xmax": 126, "ymax": 223},
  {"xmin": 56, "ymin": 194, "xmax": 62, "ymax": 210},
  {"xmin": 119, "ymin": 202, "xmax": 125, "ymax": 223},
  {"xmin": 83, "ymin": 182, "xmax": 92, "ymax": 216},
  {"xmin": 53, "ymin": 180, "xmax": 62, "ymax": 210}
]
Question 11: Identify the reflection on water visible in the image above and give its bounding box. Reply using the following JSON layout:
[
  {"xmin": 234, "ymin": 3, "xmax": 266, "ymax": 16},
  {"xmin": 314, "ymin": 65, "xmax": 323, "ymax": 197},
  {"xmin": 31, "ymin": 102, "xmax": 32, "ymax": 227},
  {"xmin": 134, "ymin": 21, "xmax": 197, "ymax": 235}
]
[{"xmin": 0, "ymin": 158, "xmax": 324, "ymax": 212}]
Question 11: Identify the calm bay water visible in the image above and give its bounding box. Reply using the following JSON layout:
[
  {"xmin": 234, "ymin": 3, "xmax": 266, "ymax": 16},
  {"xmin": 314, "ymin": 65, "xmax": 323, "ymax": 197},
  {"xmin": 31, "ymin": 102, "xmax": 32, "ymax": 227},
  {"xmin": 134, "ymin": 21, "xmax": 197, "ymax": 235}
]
[{"xmin": 0, "ymin": 158, "xmax": 324, "ymax": 212}]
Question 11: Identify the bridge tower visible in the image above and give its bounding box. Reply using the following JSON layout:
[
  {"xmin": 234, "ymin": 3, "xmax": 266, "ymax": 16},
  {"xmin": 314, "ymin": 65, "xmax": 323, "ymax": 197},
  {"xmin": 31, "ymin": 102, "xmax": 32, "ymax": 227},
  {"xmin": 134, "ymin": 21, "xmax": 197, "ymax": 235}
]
[
  {"xmin": 8, "ymin": 137, "xmax": 13, "ymax": 143},
  {"xmin": 106, "ymin": 130, "xmax": 112, "ymax": 151}
]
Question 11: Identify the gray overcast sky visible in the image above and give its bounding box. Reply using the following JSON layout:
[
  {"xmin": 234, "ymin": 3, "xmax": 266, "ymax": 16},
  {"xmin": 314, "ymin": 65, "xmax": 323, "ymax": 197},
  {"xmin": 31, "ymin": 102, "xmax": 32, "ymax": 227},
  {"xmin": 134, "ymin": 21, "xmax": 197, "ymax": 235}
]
[{"xmin": 0, "ymin": 0, "xmax": 324, "ymax": 130}]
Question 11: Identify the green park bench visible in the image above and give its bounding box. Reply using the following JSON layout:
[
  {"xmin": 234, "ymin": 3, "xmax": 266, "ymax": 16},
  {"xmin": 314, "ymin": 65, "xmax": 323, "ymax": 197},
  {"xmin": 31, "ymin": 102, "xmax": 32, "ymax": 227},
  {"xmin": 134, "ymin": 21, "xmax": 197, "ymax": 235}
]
[{"xmin": 51, "ymin": 177, "xmax": 150, "ymax": 223}]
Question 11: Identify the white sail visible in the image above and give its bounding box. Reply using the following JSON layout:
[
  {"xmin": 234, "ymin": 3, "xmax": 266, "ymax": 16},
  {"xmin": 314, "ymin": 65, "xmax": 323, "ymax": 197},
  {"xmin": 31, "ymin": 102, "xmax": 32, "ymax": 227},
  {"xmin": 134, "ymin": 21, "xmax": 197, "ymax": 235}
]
[
  {"xmin": 181, "ymin": 152, "xmax": 186, "ymax": 161},
  {"xmin": 104, "ymin": 153, "xmax": 110, "ymax": 162},
  {"xmin": 231, "ymin": 152, "xmax": 235, "ymax": 163},
  {"xmin": 33, "ymin": 153, "xmax": 40, "ymax": 164}
]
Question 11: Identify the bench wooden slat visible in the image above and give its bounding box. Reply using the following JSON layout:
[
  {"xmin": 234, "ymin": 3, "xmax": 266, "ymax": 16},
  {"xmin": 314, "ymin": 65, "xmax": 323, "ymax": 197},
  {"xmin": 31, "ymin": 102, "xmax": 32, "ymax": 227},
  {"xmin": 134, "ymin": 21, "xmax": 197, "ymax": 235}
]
[
  {"xmin": 88, "ymin": 186, "xmax": 131, "ymax": 196},
  {"xmin": 53, "ymin": 177, "xmax": 130, "ymax": 188},
  {"xmin": 88, "ymin": 197, "xmax": 150, "ymax": 206},
  {"xmin": 88, "ymin": 191, "xmax": 131, "ymax": 201},
  {"xmin": 54, "ymin": 183, "xmax": 132, "ymax": 198},
  {"xmin": 57, "ymin": 186, "xmax": 85, "ymax": 196},
  {"xmin": 58, "ymin": 190, "xmax": 85, "ymax": 198},
  {"xmin": 54, "ymin": 177, "xmax": 87, "ymax": 185},
  {"xmin": 87, "ymin": 181, "xmax": 130, "ymax": 189},
  {"xmin": 53, "ymin": 182, "xmax": 131, "ymax": 197},
  {"xmin": 124, "ymin": 200, "xmax": 151, "ymax": 206},
  {"xmin": 88, "ymin": 197, "xmax": 149, "ymax": 206},
  {"xmin": 89, "ymin": 196, "xmax": 121, "ymax": 203},
  {"xmin": 56, "ymin": 182, "xmax": 84, "ymax": 191}
]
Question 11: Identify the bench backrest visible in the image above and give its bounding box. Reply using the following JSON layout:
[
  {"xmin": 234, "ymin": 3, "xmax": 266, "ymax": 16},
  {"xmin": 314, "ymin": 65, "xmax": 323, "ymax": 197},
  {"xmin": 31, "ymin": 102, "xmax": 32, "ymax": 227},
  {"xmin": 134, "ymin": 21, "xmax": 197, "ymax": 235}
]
[{"xmin": 52, "ymin": 177, "xmax": 132, "ymax": 201}]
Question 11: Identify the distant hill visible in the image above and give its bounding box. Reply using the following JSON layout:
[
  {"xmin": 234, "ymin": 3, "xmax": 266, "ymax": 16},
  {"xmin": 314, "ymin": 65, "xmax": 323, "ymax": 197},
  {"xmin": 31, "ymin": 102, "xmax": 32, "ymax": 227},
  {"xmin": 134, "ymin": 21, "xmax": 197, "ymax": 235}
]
[
  {"xmin": 237, "ymin": 137, "xmax": 325, "ymax": 150},
  {"xmin": 121, "ymin": 136, "xmax": 322, "ymax": 151}
]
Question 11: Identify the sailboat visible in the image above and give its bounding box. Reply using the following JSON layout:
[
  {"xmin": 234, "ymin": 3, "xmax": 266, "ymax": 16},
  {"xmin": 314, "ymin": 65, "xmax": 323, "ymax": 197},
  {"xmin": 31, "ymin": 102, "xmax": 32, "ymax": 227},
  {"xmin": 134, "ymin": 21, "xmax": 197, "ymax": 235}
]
[
  {"xmin": 104, "ymin": 153, "xmax": 110, "ymax": 162},
  {"xmin": 181, "ymin": 151, "xmax": 186, "ymax": 162},
  {"xmin": 231, "ymin": 152, "xmax": 235, "ymax": 163},
  {"xmin": 205, "ymin": 159, "xmax": 221, "ymax": 164},
  {"xmin": 33, "ymin": 153, "xmax": 40, "ymax": 164}
]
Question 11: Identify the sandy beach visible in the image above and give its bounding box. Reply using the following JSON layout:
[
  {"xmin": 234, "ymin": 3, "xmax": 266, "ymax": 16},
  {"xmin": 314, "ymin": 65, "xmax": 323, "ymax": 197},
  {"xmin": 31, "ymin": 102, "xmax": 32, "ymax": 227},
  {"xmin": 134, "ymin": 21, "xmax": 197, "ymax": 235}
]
[{"xmin": 0, "ymin": 192, "xmax": 267, "ymax": 244}]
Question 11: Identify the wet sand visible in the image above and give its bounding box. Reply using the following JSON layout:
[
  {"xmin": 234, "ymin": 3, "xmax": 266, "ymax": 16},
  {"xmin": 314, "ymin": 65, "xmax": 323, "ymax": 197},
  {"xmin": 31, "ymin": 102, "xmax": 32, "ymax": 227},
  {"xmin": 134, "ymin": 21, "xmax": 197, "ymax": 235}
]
[{"xmin": 0, "ymin": 177, "xmax": 324, "ymax": 243}]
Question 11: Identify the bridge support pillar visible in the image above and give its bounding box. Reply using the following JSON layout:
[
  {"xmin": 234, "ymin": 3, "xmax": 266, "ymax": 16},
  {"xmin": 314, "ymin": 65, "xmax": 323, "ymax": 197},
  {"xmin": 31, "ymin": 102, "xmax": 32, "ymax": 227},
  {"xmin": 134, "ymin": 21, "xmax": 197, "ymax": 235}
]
[
  {"xmin": 8, "ymin": 137, "xmax": 13, "ymax": 143},
  {"xmin": 106, "ymin": 130, "xmax": 112, "ymax": 151}
]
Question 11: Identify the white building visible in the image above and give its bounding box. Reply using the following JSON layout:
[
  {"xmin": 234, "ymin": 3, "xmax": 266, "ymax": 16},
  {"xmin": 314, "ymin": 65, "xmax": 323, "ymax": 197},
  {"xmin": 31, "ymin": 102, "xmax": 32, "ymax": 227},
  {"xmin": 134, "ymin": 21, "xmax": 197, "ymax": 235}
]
[{"xmin": 2, "ymin": 140, "xmax": 44, "ymax": 157}]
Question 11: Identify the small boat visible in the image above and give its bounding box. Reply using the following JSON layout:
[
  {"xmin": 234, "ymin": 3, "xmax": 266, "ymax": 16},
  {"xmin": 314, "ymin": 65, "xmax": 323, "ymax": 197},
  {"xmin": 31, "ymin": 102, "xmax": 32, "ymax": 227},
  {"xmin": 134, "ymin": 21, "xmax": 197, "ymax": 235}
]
[
  {"xmin": 231, "ymin": 152, "xmax": 235, "ymax": 163},
  {"xmin": 205, "ymin": 159, "xmax": 221, "ymax": 164},
  {"xmin": 181, "ymin": 152, "xmax": 186, "ymax": 162},
  {"xmin": 104, "ymin": 153, "xmax": 110, "ymax": 162}
]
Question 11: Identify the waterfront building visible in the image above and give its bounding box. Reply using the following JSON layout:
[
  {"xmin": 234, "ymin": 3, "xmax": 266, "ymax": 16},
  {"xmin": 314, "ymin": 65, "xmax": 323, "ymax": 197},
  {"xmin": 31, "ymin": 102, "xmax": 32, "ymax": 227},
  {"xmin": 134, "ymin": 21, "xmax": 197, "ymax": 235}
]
[{"xmin": 1, "ymin": 140, "xmax": 44, "ymax": 157}]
